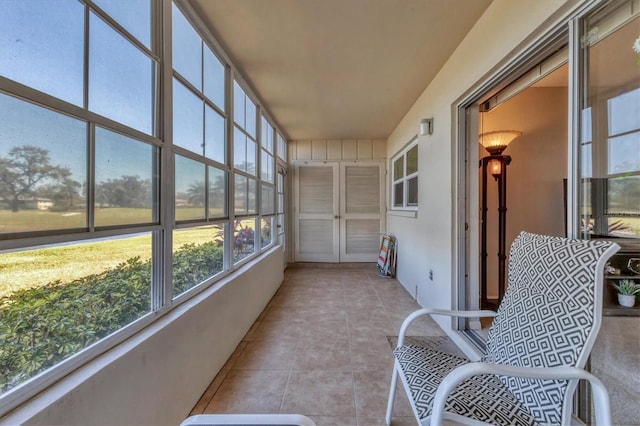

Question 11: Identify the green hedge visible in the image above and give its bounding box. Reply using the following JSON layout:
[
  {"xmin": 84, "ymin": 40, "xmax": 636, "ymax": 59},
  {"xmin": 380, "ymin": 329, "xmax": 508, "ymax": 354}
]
[{"xmin": 0, "ymin": 242, "xmax": 223, "ymax": 392}]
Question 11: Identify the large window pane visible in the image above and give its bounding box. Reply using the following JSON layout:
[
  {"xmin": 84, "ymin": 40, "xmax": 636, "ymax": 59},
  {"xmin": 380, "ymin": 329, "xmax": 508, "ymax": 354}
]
[
  {"xmin": 277, "ymin": 133, "xmax": 287, "ymax": 161},
  {"xmin": 246, "ymin": 139, "xmax": 257, "ymax": 176},
  {"xmin": 0, "ymin": 0, "xmax": 84, "ymax": 106},
  {"xmin": 608, "ymin": 88, "xmax": 640, "ymax": 136},
  {"xmin": 261, "ymin": 117, "xmax": 274, "ymax": 153},
  {"xmin": 175, "ymin": 155, "xmax": 205, "ymax": 221},
  {"xmin": 234, "ymin": 128, "xmax": 247, "ymax": 171},
  {"xmin": 246, "ymin": 98, "xmax": 256, "ymax": 137},
  {"xmin": 261, "ymin": 217, "xmax": 273, "ymax": 248},
  {"xmin": 233, "ymin": 81, "xmax": 245, "ymax": 127},
  {"xmin": 407, "ymin": 176, "xmax": 418, "ymax": 206},
  {"xmin": 262, "ymin": 185, "xmax": 275, "ymax": 215},
  {"xmin": 234, "ymin": 174, "xmax": 247, "ymax": 215},
  {"xmin": 172, "ymin": 3, "xmax": 201, "ymax": 91},
  {"xmin": 0, "ymin": 94, "xmax": 87, "ymax": 233},
  {"xmin": 208, "ymin": 166, "xmax": 227, "ymax": 219},
  {"xmin": 407, "ymin": 145, "xmax": 418, "ymax": 175},
  {"xmin": 608, "ymin": 133, "xmax": 640, "ymax": 174},
  {"xmin": 93, "ymin": 0, "xmax": 151, "ymax": 49},
  {"xmin": 262, "ymin": 151, "xmax": 274, "ymax": 183},
  {"xmin": 248, "ymin": 178, "xmax": 258, "ymax": 214},
  {"xmin": 393, "ymin": 157, "xmax": 404, "ymax": 181},
  {"xmin": 89, "ymin": 12, "xmax": 154, "ymax": 135},
  {"xmin": 204, "ymin": 46, "xmax": 225, "ymax": 109},
  {"xmin": 0, "ymin": 233, "xmax": 152, "ymax": 393},
  {"xmin": 394, "ymin": 182, "xmax": 404, "ymax": 207},
  {"xmin": 173, "ymin": 78, "xmax": 204, "ymax": 155},
  {"xmin": 95, "ymin": 127, "xmax": 156, "ymax": 226},
  {"xmin": 233, "ymin": 218, "xmax": 256, "ymax": 263},
  {"xmin": 173, "ymin": 225, "xmax": 224, "ymax": 297},
  {"xmin": 205, "ymin": 105, "xmax": 225, "ymax": 163}
]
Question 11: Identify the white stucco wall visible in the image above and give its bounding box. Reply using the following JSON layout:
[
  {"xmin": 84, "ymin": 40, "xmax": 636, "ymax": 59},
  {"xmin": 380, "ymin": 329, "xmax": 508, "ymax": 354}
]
[
  {"xmin": 2, "ymin": 248, "xmax": 284, "ymax": 426},
  {"xmin": 385, "ymin": 0, "xmax": 582, "ymax": 335}
]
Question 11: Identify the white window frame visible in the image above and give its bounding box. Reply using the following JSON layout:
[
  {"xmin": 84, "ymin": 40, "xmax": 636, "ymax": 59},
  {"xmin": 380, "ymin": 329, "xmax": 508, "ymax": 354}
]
[{"xmin": 390, "ymin": 138, "xmax": 419, "ymax": 210}]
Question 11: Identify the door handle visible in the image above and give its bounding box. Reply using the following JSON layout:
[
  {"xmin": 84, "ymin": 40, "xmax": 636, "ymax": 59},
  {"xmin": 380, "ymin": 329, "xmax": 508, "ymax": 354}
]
[{"xmin": 334, "ymin": 215, "xmax": 341, "ymax": 219}]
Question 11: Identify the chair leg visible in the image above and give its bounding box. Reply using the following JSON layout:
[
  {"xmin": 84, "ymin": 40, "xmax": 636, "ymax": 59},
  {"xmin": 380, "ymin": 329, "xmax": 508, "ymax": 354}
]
[{"xmin": 386, "ymin": 366, "xmax": 399, "ymax": 425}]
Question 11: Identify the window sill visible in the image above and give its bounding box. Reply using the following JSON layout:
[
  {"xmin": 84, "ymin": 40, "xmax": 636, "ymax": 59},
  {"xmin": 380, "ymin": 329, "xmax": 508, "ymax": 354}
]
[{"xmin": 388, "ymin": 210, "xmax": 417, "ymax": 218}]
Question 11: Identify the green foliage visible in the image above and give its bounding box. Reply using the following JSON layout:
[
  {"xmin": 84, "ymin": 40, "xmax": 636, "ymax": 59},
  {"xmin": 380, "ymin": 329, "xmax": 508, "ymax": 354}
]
[
  {"xmin": 0, "ymin": 242, "xmax": 223, "ymax": 393},
  {"xmin": 611, "ymin": 279, "xmax": 640, "ymax": 295}
]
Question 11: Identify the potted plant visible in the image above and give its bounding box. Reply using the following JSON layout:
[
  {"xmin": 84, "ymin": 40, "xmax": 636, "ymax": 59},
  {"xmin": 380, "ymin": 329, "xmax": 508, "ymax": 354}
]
[{"xmin": 611, "ymin": 279, "xmax": 640, "ymax": 307}]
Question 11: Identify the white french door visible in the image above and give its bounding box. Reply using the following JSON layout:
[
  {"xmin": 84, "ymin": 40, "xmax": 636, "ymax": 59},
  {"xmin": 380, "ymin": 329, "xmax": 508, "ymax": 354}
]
[{"xmin": 294, "ymin": 161, "xmax": 384, "ymax": 263}]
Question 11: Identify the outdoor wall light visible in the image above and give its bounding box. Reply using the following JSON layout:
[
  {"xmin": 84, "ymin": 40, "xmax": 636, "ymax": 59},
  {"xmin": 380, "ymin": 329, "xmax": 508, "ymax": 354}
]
[{"xmin": 419, "ymin": 118, "xmax": 433, "ymax": 136}]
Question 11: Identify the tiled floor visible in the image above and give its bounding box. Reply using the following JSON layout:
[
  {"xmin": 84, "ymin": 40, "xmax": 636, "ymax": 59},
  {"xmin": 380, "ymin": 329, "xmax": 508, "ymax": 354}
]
[{"xmin": 190, "ymin": 264, "xmax": 448, "ymax": 425}]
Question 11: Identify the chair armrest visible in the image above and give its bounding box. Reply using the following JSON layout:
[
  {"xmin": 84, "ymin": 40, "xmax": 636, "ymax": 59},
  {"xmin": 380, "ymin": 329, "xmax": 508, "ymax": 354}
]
[
  {"xmin": 430, "ymin": 362, "xmax": 611, "ymax": 426},
  {"xmin": 397, "ymin": 308, "xmax": 496, "ymax": 346}
]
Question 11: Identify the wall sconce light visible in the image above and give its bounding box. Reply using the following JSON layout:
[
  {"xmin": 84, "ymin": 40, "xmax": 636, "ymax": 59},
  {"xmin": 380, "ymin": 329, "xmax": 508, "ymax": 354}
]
[{"xmin": 420, "ymin": 118, "xmax": 433, "ymax": 136}]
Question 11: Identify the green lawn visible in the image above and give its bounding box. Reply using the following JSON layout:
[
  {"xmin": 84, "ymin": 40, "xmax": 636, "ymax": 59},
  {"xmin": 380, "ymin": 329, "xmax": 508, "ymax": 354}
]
[{"xmin": 0, "ymin": 226, "xmax": 221, "ymax": 298}]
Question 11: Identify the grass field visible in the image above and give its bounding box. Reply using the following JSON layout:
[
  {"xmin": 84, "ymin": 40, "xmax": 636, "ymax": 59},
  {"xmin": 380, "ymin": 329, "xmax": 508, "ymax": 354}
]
[
  {"xmin": 0, "ymin": 225, "xmax": 223, "ymax": 298},
  {"xmin": 0, "ymin": 207, "xmax": 226, "ymax": 233}
]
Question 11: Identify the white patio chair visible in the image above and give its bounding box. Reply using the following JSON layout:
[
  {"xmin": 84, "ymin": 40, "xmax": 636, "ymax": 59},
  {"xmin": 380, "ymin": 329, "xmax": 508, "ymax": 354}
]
[{"xmin": 386, "ymin": 232, "xmax": 619, "ymax": 426}]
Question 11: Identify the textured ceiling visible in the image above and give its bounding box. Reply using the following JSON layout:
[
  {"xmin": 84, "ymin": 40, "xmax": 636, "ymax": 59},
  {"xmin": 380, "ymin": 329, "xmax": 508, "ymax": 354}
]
[{"xmin": 189, "ymin": 0, "xmax": 493, "ymax": 140}]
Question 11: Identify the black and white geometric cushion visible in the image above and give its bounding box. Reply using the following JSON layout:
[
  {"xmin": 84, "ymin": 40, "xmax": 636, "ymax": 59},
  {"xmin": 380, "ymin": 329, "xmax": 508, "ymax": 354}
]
[
  {"xmin": 483, "ymin": 232, "xmax": 615, "ymax": 425},
  {"xmin": 394, "ymin": 345, "xmax": 539, "ymax": 426}
]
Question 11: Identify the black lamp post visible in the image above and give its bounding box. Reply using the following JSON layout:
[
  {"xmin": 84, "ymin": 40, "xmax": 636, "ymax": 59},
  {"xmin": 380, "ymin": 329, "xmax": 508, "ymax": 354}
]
[{"xmin": 479, "ymin": 130, "xmax": 521, "ymax": 310}]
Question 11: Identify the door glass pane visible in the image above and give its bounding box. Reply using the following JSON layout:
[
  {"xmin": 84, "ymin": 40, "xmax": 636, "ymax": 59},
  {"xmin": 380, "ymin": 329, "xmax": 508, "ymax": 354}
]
[
  {"xmin": 580, "ymin": 7, "xmax": 639, "ymax": 239},
  {"xmin": 175, "ymin": 154, "xmax": 205, "ymax": 221},
  {"xmin": 93, "ymin": 0, "xmax": 151, "ymax": 48},
  {"xmin": 0, "ymin": 94, "xmax": 87, "ymax": 233},
  {"xmin": 95, "ymin": 127, "xmax": 156, "ymax": 226},
  {"xmin": 89, "ymin": 12, "xmax": 154, "ymax": 135},
  {"xmin": 0, "ymin": 0, "xmax": 84, "ymax": 106}
]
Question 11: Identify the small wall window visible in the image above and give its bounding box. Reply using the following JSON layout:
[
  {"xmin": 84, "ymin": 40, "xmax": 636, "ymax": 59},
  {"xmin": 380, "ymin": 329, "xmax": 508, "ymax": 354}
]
[{"xmin": 391, "ymin": 139, "xmax": 418, "ymax": 209}]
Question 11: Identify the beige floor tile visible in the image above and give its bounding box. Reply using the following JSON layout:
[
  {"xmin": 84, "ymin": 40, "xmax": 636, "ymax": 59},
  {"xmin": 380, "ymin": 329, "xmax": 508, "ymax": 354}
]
[
  {"xmin": 280, "ymin": 370, "xmax": 356, "ymax": 417},
  {"xmin": 194, "ymin": 265, "xmax": 452, "ymax": 425},
  {"xmin": 353, "ymin": 370, "xmax": 414, "ymax": 418},
  {"xmin": 245, "ymin": 318, "xmax": 305, "ymax": 341},
  {"xmin": 233, "ymin": 340, "xmax": 298, "ymax": 370},
  {"xmin": 308, "ymin": 415, "xmax": 358, "ymax": 425},
  {"xmin": 349, "ymin": 337, "xmax": 395, "ymax": 372},
  {"xmin": 292, "ymin": 337, "xmax": 351, "ymax": 371},
  {"xmin": 206, "ymin": 369, "xmax": 290, "ymax": 414}
]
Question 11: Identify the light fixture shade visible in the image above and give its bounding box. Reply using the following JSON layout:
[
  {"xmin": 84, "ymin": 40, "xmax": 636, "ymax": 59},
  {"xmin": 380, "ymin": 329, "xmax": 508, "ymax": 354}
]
[{"xmin": 479, "ymin": 130, "xmax": 522, "ymax": 155}]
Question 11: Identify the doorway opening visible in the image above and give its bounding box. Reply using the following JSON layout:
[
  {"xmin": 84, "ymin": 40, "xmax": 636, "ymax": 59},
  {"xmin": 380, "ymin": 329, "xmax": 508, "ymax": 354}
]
[{"xmin": 457, "ymin": 38, "xmax": 570, "ymax": 340}]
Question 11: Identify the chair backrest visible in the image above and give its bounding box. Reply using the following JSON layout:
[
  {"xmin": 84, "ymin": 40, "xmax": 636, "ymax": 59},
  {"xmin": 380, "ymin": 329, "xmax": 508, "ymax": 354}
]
[{"xmin": 483, "ymin": 231, "xmax": 619, "ymax": 425}]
